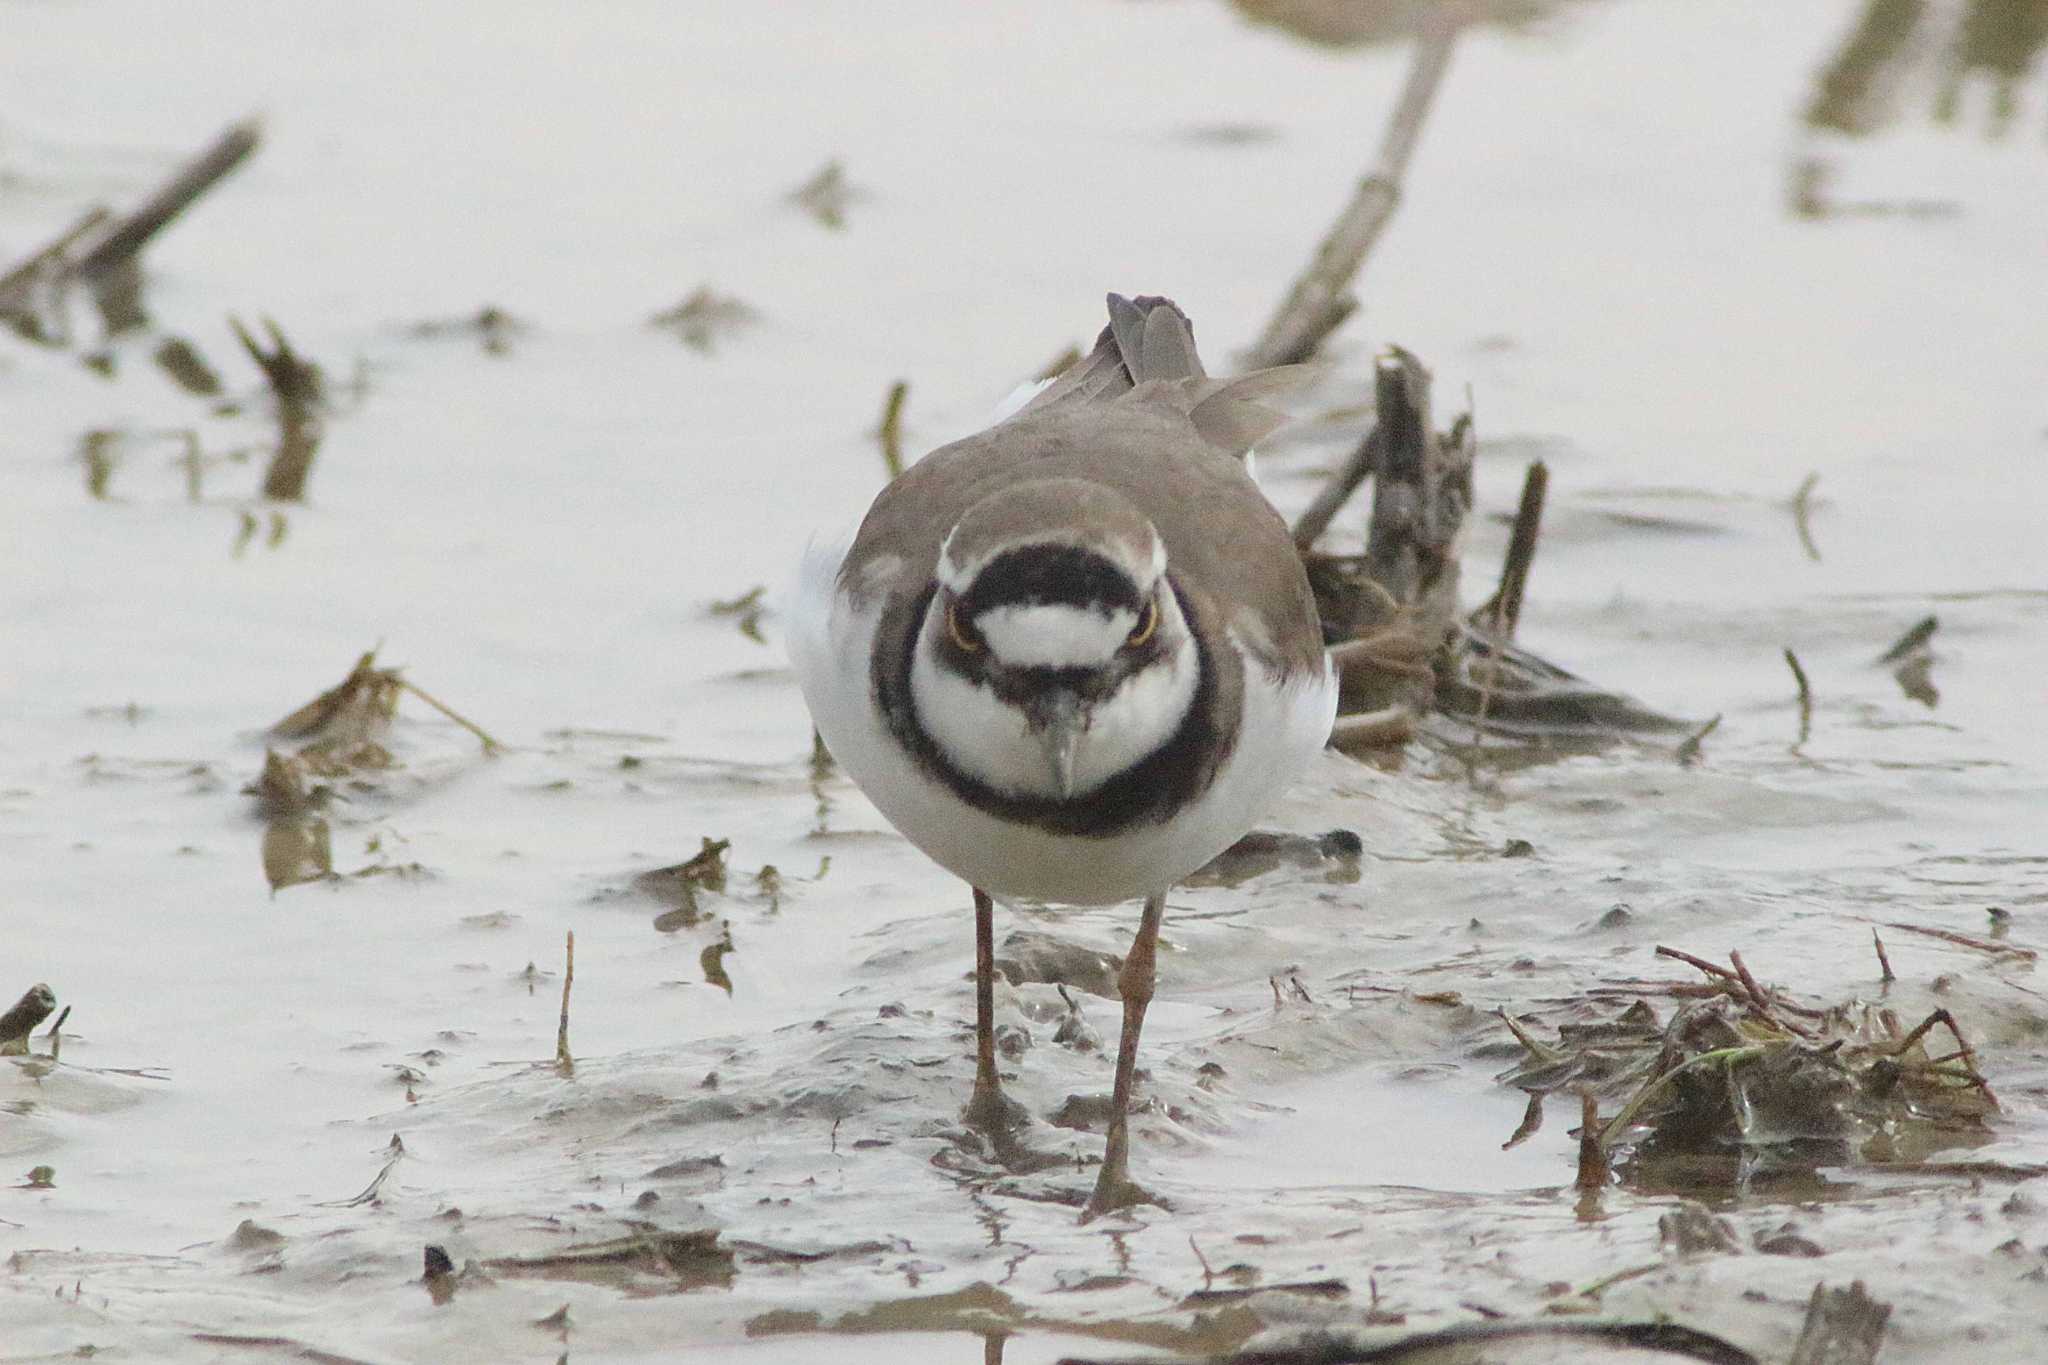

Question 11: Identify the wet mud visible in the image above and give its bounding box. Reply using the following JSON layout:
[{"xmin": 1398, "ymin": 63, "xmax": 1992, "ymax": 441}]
[{"xmin": 5, "ymin": 1, "xmax": 2048, "ymax": 1362}]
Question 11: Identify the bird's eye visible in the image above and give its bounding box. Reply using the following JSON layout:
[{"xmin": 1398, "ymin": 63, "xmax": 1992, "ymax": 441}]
[
  {"xmin": 945, "ymin": 602, "xmax": 983, "ymax": 653},
  {"xmin": 1126, "ymin": 598, "xmax": 1159, "ymax": 649}
]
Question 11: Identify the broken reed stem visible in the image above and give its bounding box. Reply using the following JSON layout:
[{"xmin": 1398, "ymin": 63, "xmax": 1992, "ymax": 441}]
[
  {"xmin": 1188, "ymin": 1235, "xmax": 1215, "ymax": 1288},
  {"xmin": 1656, "ymin": 944, "xmax": 1740, "ymax": 982},
  {"xmin": 1893, "ymin": 1007, "xmax": 1999, "ymax": 1109},
  {"xmin": 555, "ymin": 931, "xmax": 575, "ymax": 1072},
  {"xmin": 1675, "ymin": 713, "xmax": 1720, "ymax": 765},
  {"xmin": 231, "ymin": 315, "xmax": 325, "ymax": 501},
  {"xmin": 1884, "ymin": 921, "xmax": 2036, "ymax": 961},
  {"xmin": 1489, "ymin": 460, "xmax": 1548, "ymax": 639},
  {"xmin": 1291, "ymin": 424, "xmax": 1381, "ymax": 552},
  {"xmin": 1242, "ymin": 15, "xmax": 1461, "ymax": 368},
  {"xmin": 0, "ymin": 207, "xmax": 113, "ymax": 321},
  {"xmin": 1730, "ymin": 949, "xmax": 1816, "ymax": 1038},
  {"xmin": 1329, "ymin": 703, "xmax": 1416, "ymax": 750},
  {"xmin": 875, "ymin": 379, "xmax": 908, "ymax": 480},
  {"xmin": 1877, "ymin": 614, "xmax": 1938, "ymax": 664},
  {"xmin": 1495, "ymin": 1006, "xmax": 1565, "ymax": 1066},
  {"xmin": 72, "ymin": 120, "xmax": 262, "ymax": 282},
  {"xmin": 1574, "ymin": 1091, "xmax": 1607, "ymax": 1192},
  {"xmin": 1872, "ymin": 929, "xmax": 1895, "ymax": 983},
  {"xmin": 397, "ymin": 679, "xmax": 503, "ymax": 754},
  {"xmin": 1784, "ymin": 647, "xmax": 1813, "ymax": 744},
  {"xmin": 0, "ymin": 984, "xmax": 57, "ymax": 1045},
  {"xmin": 1598, "ymin": 1043, "xmax": 1768, "ymax": 1151},
  {"xmin": 1791, "ymin": 472, "xmax": 1822, "ymax": 562}
]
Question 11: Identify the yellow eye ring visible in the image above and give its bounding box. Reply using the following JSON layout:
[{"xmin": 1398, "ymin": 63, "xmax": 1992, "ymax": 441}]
[
  {"xmin": 1126, "ymin": 598, "xmax": 1159, "ymax": 649},
  {"xmin": 945, "ymin": 602, "xmax": 983, "ymax": 653}
]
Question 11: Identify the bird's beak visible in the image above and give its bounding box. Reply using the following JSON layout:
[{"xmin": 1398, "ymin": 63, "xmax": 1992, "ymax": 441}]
[{"xmin": 1028, "ymin": 691, "xmax": 1087, "ymax": 799}]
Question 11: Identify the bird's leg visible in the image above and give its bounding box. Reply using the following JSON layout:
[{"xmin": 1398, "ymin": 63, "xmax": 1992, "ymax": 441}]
[
  {"xmin": 963, "ymin": 886, "xmax": 1025, "ymax": 1136},
  {"xmin": 1083, "ymin": 891, "xmax": 1167, "ymax": 1221}
]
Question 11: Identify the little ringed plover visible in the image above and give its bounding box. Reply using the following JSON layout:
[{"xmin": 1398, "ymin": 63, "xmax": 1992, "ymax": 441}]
[{"xmin": 789, "ymin": 293, "xmax": 1336, "ymax": 1218}]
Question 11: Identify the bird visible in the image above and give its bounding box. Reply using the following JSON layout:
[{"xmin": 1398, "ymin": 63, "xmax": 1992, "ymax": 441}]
[{"xmin": 788, "ymin": 293, "xmax": 1336, "ymax": 1219}]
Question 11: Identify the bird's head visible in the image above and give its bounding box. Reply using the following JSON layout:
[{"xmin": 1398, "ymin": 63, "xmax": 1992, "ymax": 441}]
[{"xmin": 910, "ymin": 478, "xmax": 1200, "ymax": 801}]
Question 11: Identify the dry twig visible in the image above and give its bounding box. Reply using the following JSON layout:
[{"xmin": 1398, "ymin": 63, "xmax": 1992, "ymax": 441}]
[
  {"xmin": 1242, "ymin": 16, "xmax": 1462, "ymax": 368},
  {"xmin": 556, "ymin": 931, "xmax": 576, "ymax": 1072},
  {"xmin": 875, "ymin": 379, "xmax": 908, "ymax": 480}
]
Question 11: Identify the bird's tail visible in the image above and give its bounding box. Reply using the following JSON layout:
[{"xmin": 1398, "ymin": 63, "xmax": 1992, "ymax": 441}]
[{"xmin": 1017, "ymin": 293, "xmax": 1309, "ymax": 461}]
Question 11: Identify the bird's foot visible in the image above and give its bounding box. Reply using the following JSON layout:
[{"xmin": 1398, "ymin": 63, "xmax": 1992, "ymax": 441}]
[
  {"xmin": 1080, "ymin": 1162, "xmax": 1165, "ymax": 1223},
  {"xmin": 962, "ymin": 1079, "xmax": 1033, "ymax": 1139}
]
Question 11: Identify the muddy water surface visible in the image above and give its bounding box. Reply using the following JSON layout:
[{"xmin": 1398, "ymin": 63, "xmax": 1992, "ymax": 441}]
[{"xmin": 4, "ymin": 2, "xmax": 2047, "ymax": 1362}]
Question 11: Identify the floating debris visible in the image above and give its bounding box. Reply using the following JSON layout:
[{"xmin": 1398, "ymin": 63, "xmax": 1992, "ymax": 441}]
[
  {"xmin": 650, "ymin": 286, "xmax": 758, "ymax": 353},
  {"xmin": 251, "ymin": 649, "xmax": 498, "ymax": 891},
  {"xmin": 707, "ymin": 585, "xmax": 767, "ymax": 643},
  {"xmin": 638, "ymin": 836, "xmax": 733, "ymax": 931},
  {"xmin": 406, "ymin": 303, "xmax": 527, "ymax": 356},
  {"xmin": 228, "ymin": 315, "xmax": 324, "ymax": 501},
  {"xmin": 787, "ymin": 158, "xmax": 864, "ymax": 229}
]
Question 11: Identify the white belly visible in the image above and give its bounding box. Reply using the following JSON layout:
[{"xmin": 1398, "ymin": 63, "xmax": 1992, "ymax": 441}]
[{"xmin": 787, "ymin": 538, "xmax": 1337, "ymax": 906}]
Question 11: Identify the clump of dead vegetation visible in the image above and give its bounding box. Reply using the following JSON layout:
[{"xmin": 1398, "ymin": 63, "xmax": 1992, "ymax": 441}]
[
  {"xmin": 249, "ymin": 649, "xmax": 499, "ymax": 890},
  {"xmin": 1498, "ymin": 943, "xmax": 1999, "ymax": 1192},
  {"xmin": 1, "ymin": 120, "xmax": 339, "ymax": 509}
]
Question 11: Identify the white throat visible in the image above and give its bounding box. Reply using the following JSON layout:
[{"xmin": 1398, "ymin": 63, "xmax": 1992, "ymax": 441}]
[{"xmin": 910, "ymin": 625, "xmax": 1201, "ymax": 801}]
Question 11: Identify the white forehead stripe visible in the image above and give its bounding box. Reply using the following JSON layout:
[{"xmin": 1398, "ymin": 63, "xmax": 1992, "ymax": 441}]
[
  {"xmin": 935, "ymin": 529, "xmax": 974, "ymax": 594},
  {"xmin": 935, "ymin": 526, "xmax": 1168, "ymax": 598},
  {"xmin": 979, "ymin": 603, "xmax": 1136, "ymax": 667}
]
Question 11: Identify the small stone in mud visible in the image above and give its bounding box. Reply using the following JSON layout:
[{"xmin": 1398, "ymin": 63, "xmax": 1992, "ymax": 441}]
[
  {"xmin": 1755, "ymin": 1222, "xmax": 1826, "ymax": 1257},
  {"xmin": 226, "ymin": 1219, "xmax": 285, "ymax": 1251},
  {"xmin": 1185, "ymin": 827, "xmax": 1362, "ymax": 887},
  {"xmin": 994, "ymin": 1023, "xmax": 1031, "ymax": 1060},
  {"xmin": 995, "ymin": 931, "xmax": 1121, "ymax": 999},
  {"xmin": 1502, "ymin": 838, "xmax": 1536, "ymax": 858},
  {"xmin": 423, "ymin": 1245, "xmax": 455, "ymax": 1278},
  {"xmin": 1593, "ymin": 904, "xmax": 1634, "ymax": 931},
  {"xmin": 1658, "ymin": 1202, "xmax": 1740, "ymax": 1256},
  {"xmin": 1050, "ymin": 1094, "xmax": 1119, "ymax": 1131}
]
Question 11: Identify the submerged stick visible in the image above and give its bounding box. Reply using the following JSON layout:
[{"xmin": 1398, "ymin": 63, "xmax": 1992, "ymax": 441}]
[
  {"xmin": 1872, "ymin": 929, "xmax": 1895, "ymax": 984},
  {"xmin": 1242, "ymin": 16, "xmax": 1461, "ymax": 368},
  {"xmin": 556, "ymin": 931, "xmax": 575, "ymax": 1072},
  {"xmin": 1884, "ymin": 921, "xmax": 2036, "ymax": 961},
  {"xmin": 1790, "ymin": 472, "xmax": 1823, "ymax": 562},
  {"xmin": 1784, "ymin": 647, "xmax": 1813, "ymax": 744},
  {"xmin": 1059, "ymin": 1318, "xmax": 1757, "ymax": 1365}
]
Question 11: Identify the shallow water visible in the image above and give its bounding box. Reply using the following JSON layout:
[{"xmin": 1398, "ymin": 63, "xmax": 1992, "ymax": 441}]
[{"xmin": 4, "ymin": 1, "xmax": 2047, "ymax": 1361}]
